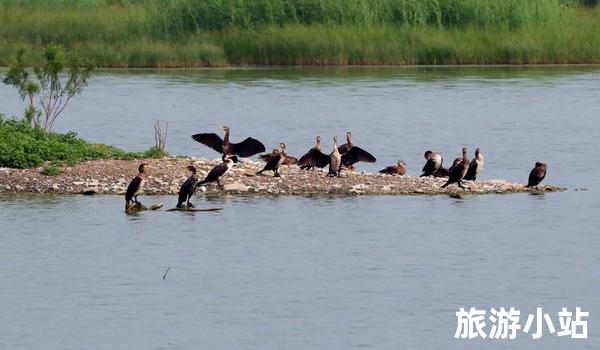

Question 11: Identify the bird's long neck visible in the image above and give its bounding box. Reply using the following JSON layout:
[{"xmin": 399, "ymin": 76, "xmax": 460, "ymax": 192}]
[
  {"xmin": 346, "ymin": 134, "xmax": 352, "ymax": 147},
  {"xmin": 223, "ymin": 129, "xmax": 230, "ymax": 145},
  {"xmin": 315, "ymin": 138, "xmax": 321, "ymax": 151}
]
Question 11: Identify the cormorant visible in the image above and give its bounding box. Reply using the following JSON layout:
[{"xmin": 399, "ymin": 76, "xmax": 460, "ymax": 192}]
[
  {"xmin": 176, "ymin": 165, "xmax": 199, "ymax": 208},
  {"xmin": 442, "ymin": 148, "xmax": 469, "ymax": 189},
  {"xmin": 197, "ymin": 155, "xmax": 239, "ymax": 189},
  {"xmin": 448, "ymin": 157, "xmax": 462, "ymax": 174},
  {"xmin": 259, "ymin": 149, "xmax": 279, "ymax": 162},
  {"xmin": 379, "ymin": 160, "xmax": 407, "ymax": 175},
  {"xmin": 259, "ymin": 149, "xmax": 298, "ymax": 165},
  {"xmin": 256, "ymin": 143, "xmax": 288, "ymax": 177},
  {"xmin": 192, "ymin": 125, "xmax": 265, "ymax": 158},
  {"xmin": 337, "ymin": 131, "xmax": 354, "ymax": 155},
  {"xmin": 526, "ymin": 162, "xmax": 547, "ymax": 187},
  {"xmin": 420, "ymin": 151, "xmax": 443, "ymax": 177},
  {"xmin": 328, "ymin": 136, "xmax": 342, "ymax": 177},
  {"xmin": 298, "ymin": 136, "xmax": 330, "ymax": 170},
  {"xmin": 464, "ymin": 148, "xmax": 485, "ymax": 181},
  {"xmin": 125, "ymin": 163, "xmax": 148, "ymax": 211},
  {"xmin": 336, "ymin": 132, "xmax": 376, "ymax": 170}
]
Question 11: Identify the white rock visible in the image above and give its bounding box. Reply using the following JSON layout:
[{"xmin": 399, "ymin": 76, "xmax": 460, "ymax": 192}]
[{"xmin": 224, "ymin": 182, "xmax": 249, "ymax": 192}]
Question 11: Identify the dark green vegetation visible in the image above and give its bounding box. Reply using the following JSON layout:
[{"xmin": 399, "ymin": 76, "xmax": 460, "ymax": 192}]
[
  {"xmin": 41, "ymin": 165, "xmax": 62, "ymax": 176},
  {"xmin": 1, "ymin": 0, "xmax": 600, "ymax": 66},
  {"xmin": 0, "ymin": 117, "xmax": 165, "ymax": 168}
]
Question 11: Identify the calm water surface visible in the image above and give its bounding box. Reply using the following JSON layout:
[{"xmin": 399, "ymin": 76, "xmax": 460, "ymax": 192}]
[{"xmin": 1, "ymin": 67, "xmax": 599, "ymax": 349}]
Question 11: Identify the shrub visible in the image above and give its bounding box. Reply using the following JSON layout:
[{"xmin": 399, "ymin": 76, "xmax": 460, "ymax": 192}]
[
  {"xmin": 41, "ymin": 165, "xmax": 62, "ymax": 176},
  {"xmin": 0, "ymin": 116, "xmax": 164, "ymax": 168}
]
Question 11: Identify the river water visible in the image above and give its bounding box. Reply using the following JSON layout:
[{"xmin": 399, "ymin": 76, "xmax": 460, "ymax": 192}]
[{"xmin": 1, "ymin": 67, "xmax": 599, "ymax": 349}]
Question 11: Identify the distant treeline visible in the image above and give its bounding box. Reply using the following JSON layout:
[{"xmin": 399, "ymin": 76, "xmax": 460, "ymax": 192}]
[{"xmin": 1, "ymin": 0, "xmax": 600, "ymax": 66}]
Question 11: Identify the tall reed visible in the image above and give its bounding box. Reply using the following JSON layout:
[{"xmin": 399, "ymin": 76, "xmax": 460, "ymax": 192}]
[{"xmin": 1, "ymin": 0, "xmax": 599, "ymax": 67}]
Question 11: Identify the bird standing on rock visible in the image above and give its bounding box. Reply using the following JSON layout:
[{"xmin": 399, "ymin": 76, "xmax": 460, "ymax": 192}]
[
  {"xmin": 337, "ymin": 131, "xmax": 376, "ymax": 171},
  {"xmin": 259, "ymin": 148, "xmax": 298, "ymax": 165},
  {"xmin": 298, "ymin": 136, "xmax": 330, "ymax": 170},
  {"xmin": 448, "ymin": 157, "xmax": 462, "ymax": 174},
  {"xmin": 197, "ymin": 155, "xmax": 238, "ymax": 189},
  {"xmin": 526, "ymin": 162, "xmax": 547, "ymax": 187},
  {"xmin": 176, "ymin": 165, "xmax": 199, "ymax": 208},
  {"xmin": 192, "ymin": 125, "xmax": 265, "ymax": 158},
  {"xmin": 379, "ymin": 160, "xmax": 407, "ymax": 175},
  {"xmin": 421, "ymin": 151, "xmax": 448, "ymax": 177},
  {"xmin": 442, "ymin": 148, "xmax": 469, "ymax": 189},
  {"xmin": 328, "ymin": 136, "xmax": 342, "ymax": 177},
  {"xmin": 125, "ymin": 163, "xmax": 148, "ymax": 211},
  {"xmin": 464, "ymin": 148, "xmax": 484, "ymax": 181},
  {"xmin": 257, "ymin": 143, "xmax": 288, "ymax": 177}
]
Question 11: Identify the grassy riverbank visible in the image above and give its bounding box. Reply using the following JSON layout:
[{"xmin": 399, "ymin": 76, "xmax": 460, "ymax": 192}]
[
  {"xmin": 1, "ymin": 0, "xmax": 600, "ymax": 67},
  {"xmin": 0, "ymin": 117, "xmax": 163, "ymax": 168}
]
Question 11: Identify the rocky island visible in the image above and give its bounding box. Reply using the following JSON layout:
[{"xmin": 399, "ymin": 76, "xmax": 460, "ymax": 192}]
[{"xmin": 0, "ymin": 157, "xmax": 565, "ymax": 197}]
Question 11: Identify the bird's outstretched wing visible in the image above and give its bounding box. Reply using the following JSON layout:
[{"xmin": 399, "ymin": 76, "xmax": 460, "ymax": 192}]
[
  {"xmin": 341, "ymin": 146, "xmax": 376, "ymax": 166},
  {"xmin": 232, "ymin": 137, "xmax": 266, "ymax": 157},
  {"xmin": 298, "ymin": 149, "xmax": 314, "ymax": 166},
  {"xmin": 299, "ymin": 149, "xmax": 330, "ymax": 168},
  {"xmin": 191, "ymin": 133, "xmax": 224, "ymax": 153},
  {"xmin": 259, "ymin": 151, "xmax": 278, "ymax": 162},
  {"xmin": 283, "ymin": 156, "xmax": 298, "ymax": 165}
]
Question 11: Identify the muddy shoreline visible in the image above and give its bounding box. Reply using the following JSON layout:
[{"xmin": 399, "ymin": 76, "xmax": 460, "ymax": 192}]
[{"xmin": 0, "ymin": 157, "xmax": 564, "ymax": 197}]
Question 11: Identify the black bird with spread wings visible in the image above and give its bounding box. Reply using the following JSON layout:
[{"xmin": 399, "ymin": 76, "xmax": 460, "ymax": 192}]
[
  {"xmin": 298, "ymin": 136, "xmax": 330, "ymax": 170},
  {"xmin": 337, "ymin": 132, "xmax": 376, "ymax": 170},
  {"xmin": 341, "ymin": 147, "xmax": 376, "ymax": 168},
  {"xmin": 259, "ymin": 149, "xmax": 298, "ymax": 165},
  {"xmin": 192, "ymin": 125, "xmax": 265, "ymax": 158}
]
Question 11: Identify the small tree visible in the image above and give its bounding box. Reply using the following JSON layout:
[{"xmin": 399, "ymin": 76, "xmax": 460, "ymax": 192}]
[
  {"xmin": 154, "ymin": 120, "xmax": 168, "ymax": 153},
  {"xmin": 2, "ymin": 46, "xmax": 94, "ymax": 131}
]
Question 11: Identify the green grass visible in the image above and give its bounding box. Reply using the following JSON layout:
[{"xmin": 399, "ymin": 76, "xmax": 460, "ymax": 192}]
[
  {"xmin": 0, "ymin": 0, "xmax": 600, "ymax": 66},
  {"xmin": 0, "ymin": 116, "xmax": 166, "ymax": 168}
]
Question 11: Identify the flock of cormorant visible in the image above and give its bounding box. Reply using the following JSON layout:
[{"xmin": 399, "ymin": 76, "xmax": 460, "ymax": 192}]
[{"xmin": 125, "ymin": 125, "xmax": 548, "ymax": 212}]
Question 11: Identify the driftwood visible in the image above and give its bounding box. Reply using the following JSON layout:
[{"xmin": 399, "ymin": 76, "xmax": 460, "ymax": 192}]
[
  {"xmin": 126, "ymin": 202, "xmax": 163, "ymax": 213},
  {"xmin": 166, "ymin": 207, "xmax": 223, "ymax": 212}
]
